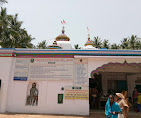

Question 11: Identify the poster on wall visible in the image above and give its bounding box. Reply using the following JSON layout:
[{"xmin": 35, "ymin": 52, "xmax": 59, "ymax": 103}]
[
  {"xmin": 26, "ymin": 82, "xmax": 39, "ymax": 106},
  {"xmin": 74, "ymin": 58, "xmax": 88, "ymax": 86},
  {"xmin": 58, "ymin": 94, "xmax": 63, "ymax": 104},
  {"xmin": 14, "ymin": 58, "xmax": 30, "ymax": 81},
  {"xmin": 28, "ymin": 58, "xmax": 74, "ymax": 80},
  {"xmin": 64, "ymin": 86, "xmax": 89, "ymax": 100}
]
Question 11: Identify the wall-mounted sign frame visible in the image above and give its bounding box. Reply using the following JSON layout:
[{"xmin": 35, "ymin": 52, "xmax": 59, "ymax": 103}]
[{"xmin": 58, "ymin": 94, "xmax": 63, "ymax": 104}]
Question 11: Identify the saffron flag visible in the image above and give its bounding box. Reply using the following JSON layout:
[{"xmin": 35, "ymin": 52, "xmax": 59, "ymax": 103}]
[
  {"xmin": 61, "ymin": 20, "xmax": 66, "ymax": 24},
  {"xmin": 63, "ymin": 20, "xmax": 66, "ymax": 24},
  {"xmin": 87, "ymin": 26, "xmax": 89, "ymax": 31}
]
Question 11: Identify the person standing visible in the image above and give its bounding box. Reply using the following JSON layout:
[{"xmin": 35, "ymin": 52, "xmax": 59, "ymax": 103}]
[
  {"xmin": 137, "ymin": 92, "xmax": 141, "ymax": 113},
  {"xmin": 91, "ymin": 87, "xmax": 99, "ymax": 109},
  {"xmin": 122, "ymin": 91, "xmax": 130, "ymax": 116},
  {"xmin": 115, "ymin": 93, "xmax": 129, "ymax": 118},
  {"xmin": 132, "ymin": 87, "xmax": 138, "ymax": 111},
  {"xmin": 105, "ymin": 95, "xmax": 122, "ymax": 118}
]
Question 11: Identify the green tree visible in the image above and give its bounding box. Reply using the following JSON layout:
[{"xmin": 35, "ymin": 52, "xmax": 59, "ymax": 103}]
[
  {"xmin": 0, "ymin": 0, "xmax": 7, "ymax": 5},
  {"xmin": 128, "ymin": 35, "xmax": 141, "ymax": 50},
  {"xmin": 134, "ymin": 38, "xmax": 141, "ymax": 50},
  {"xmin": 120, "ymin": 38, "xmax": 129, "ymax": 49},
  {"xmin": 120, "ymin": 35, "xmax": 141, "ymax": 50},
  {"xmin": 129, "ymin": 35, "xmax": 136, "ymax": 49},
  {"xmin": 110, "ymin": 43, "xmax": 120, "ymax": 49},
  {"xmin": 0, "ymin": 7, "xmax": 13, "ymax": 47},
  {"xmin": 102, "ymin": 39, "xmax": 110, "ymax": 49},
  {"xmin": 36, "ymin": 40, "xmax": 48, "ymax": 49},
  {"xmin": 0, "ymin": 8, "xmax": 34, "ymax": 48},
  {"xmin": 92, "ymin": 36, "xmax": 102, "ymax": 48},
  {"xmin": 74, "ymin": 44, "xmax": 81, "ymax": 49}
]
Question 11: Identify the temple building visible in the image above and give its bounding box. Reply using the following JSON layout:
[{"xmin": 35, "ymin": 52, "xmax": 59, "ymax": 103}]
[
  {"xmin": 55, "ymin": 26, "xmax": 72, "ymax": 49},
  {"xmin": 0, "ymin": 27, "xmax": 141, "ymax": 115},
  {"xmin": 47, "ymin": 41, "xmax": 62, "ymax": 49},
  {"xmin": 83, "ymin": 34, "xmax": 97, "ymax": 49}
]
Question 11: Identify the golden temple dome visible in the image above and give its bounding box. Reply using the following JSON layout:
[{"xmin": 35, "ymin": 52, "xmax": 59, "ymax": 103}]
[{"xmin": 56, "ymin": 26, "xmax": 70, "ymax": 41}]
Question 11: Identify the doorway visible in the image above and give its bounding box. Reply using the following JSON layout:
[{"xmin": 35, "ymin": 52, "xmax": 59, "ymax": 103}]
[{"xmin": 89, "ymin": 74, "xmax": 102, "ymax": 109}]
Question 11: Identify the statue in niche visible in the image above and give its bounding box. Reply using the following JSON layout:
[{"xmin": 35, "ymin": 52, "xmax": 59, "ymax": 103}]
[{"xmin": 26, "ymin": 82, "xmax": 38, "ymax": 106}]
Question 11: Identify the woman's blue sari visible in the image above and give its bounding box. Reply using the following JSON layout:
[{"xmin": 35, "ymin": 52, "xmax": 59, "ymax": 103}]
[{"xmin": 105, "ymin": 99, "xmax": 122, "ymax": 118}]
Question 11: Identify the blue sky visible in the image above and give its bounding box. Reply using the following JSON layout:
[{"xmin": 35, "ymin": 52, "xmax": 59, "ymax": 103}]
[{"xmin": 3, "ymin": 0, "xmax": 141, "ymax": 48}]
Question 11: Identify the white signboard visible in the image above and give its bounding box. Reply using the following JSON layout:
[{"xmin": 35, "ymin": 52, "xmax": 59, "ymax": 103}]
[
  {"xmin": 14, "ymin": 58, "xmax": 30, "ymax": 81},
  {"xmin": 64, "ymin": 86, "xmax": 89, "ymax": 100},
  {"xmin": 28, "ymin": 58, "xmax": 74, "ymax": 80},
  {"xmin": 74, "ymin": 58, "xmax": 88, "ymax": 86}
]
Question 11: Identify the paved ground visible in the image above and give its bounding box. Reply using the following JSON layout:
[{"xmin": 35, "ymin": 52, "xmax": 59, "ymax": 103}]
[{"xmin": 0, "ymin": 112, "xmax": 140, "ymax": 118}]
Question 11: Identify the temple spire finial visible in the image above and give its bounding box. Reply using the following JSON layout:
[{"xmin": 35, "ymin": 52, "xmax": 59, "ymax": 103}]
[
  {"xmin": 61, "ymin": 20, "xmax": 66, "ymax": 34},
  {"xmin": 87, "ymin": 26, "xmax": 90, "ymax": 40},
  {"xmin": 88, "ymin": 34, "xmax": 90, "ymax": 41},
  {"xmin": 62, "ymin": 26, "xmax": 65, "ymax": 34}
]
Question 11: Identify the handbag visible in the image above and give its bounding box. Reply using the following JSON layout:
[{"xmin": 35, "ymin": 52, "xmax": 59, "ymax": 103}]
[{"xmin": 118, "ymin": 113, "xmax": 124, "ymax": 118}]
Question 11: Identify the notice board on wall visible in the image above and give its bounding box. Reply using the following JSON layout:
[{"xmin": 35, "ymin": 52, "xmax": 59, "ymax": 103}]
[
  {"xmin": 64, "ymin": 86, "xmax": 89, "ymax": 100},
  {"xmin": 14, "ymin": 58, "xmax": 74, "ymax": 81},
  {"xmin": 14, "ymin": 58, "xmax": 30, "ymax": 81},
  {"xmin": 74, "ymin": 58, "xmax": 88, "ymax": 86},
  {"xmin": 28, "ymin": 58, "xmax": 74, "ymax": 80}
]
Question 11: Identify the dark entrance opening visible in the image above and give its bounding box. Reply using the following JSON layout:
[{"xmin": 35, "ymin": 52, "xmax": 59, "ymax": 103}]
[
  {"xmin": 117, "ymin": 80, "xmax": 127, "ymax": 92},
  {"xmin": 107, "ymin": 80, "xmax": 127, "ymax": 94},
  {"xmin": 89, "ymin": 74, "xmax": 102, "ymax": 109},
  {"xmin": 136, "ymin": 85, "xmax": 141, "ymax": 92}
]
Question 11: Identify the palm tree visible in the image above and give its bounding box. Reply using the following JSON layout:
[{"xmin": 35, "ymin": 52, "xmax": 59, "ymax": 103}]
[
  {"xmin": 129, "ymin": 35, "xmax": 141, "ymax": 50},
  {"xmin": 128, "ymin": 35, "xmax": 138, "ymax": 50},
  {"xmin": 102, "ymin": 39, "xmax": 110, "ymax": 49},
  {"xmin": 120, "ymin": 35, "xmax": 141, "ymax": 50},
  {"xmin": 0, "ymin": 7, "xmax": 13, "ymax": 47},
  {"xmin": 74, "ymin": 44, "xmax": 81, "ymax": 49},
  {"xmin": 92, "ymin": 36, "xmax": 102, "ymax": 48},
  {"xmin": 0, "ymin": 0, "xmax": 7, "ymax": 5},
  {"xmin": 134, "ymin": 38, "xmax": 141, "ymax": 50},
  {"xmin": 36, "ymin": 40, "xmax": 48, "ymax": 49},
  {"xmin": 120, "ymin": 38, "xmax": 129, "ymax": 49},
  {"xmin": 0, "ymin": 8, "xmax": 34, "ymax": 48},
  {"xmin": 14, "ymin": 29, "xmax": 35, "ymax": 48},
  {"xmin": 110, "ymin": 43, "xmax": 120, "ymax": 49}
]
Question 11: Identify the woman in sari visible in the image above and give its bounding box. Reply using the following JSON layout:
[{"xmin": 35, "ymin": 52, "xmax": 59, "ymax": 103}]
[
  {"xmin": 105, "ymin": 95, "xmax": 122, "ymax": 118},
  {"xmin": 132, "ymin": 87, "xmax": 138, "ymax": 111},
  {"xmin": 115, "ymin": 93, "xmax": 129, "ymax": 118}
]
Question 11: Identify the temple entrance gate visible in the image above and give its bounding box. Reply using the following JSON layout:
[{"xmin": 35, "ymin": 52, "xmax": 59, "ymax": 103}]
[{"xmin": 89, "ymin": 61, "xmax": 141, "ymax": 110}]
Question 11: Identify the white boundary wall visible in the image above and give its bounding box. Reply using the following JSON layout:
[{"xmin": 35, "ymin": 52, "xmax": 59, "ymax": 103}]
[
  {"xmin": 0, "ymin": 57, "xmax": 13, "ymax": 113},
  {"xmin": 0, "ymin": 56, "xmax": 141, "ymax": 115},
  {"xmin": 5, "ymin": 57, "xmax": 89, "ymax": 115}
]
